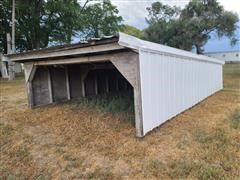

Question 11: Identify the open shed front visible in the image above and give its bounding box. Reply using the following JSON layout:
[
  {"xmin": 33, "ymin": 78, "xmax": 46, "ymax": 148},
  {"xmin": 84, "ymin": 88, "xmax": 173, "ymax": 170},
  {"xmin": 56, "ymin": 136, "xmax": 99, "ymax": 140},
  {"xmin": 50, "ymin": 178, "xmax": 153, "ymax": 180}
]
[
  {"xmin": 19, "ymin": 50, "xmax": 144, "ymax": 137},
  {"xmin": 8, "ymin": 33, "xmax": 224, "ymax": 137}
]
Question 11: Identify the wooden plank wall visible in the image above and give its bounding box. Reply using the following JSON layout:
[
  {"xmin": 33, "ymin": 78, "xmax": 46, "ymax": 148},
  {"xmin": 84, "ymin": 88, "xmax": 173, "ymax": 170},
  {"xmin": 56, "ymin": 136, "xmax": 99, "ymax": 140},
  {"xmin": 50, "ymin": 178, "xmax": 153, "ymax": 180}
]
[
  {"xmin": 50, "ymin": 66, "xmax": 68, "ymax": 102},
  {"xmin": 32, "ymin": 67, "xmax": 50, "ymax": 106}
]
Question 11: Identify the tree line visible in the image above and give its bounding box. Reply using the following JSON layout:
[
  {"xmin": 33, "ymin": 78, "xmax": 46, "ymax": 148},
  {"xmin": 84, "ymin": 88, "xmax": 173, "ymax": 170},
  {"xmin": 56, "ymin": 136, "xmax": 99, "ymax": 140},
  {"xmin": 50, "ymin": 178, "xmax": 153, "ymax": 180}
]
[
  {"xmin": 0, "ymin": 0, "xmax": 239, "ymax": 54},
  {"xmin": 0, "ymin": 0, "xmax": 123, "ymax": 53}
]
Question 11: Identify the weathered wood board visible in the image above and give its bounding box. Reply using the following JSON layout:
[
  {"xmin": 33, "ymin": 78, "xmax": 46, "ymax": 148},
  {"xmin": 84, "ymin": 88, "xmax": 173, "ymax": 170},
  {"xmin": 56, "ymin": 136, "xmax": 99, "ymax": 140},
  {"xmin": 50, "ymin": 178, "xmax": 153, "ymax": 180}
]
[
  {"xmin": 32, "ymin": 67, "xmax": 50, "ymax": 106},
  {"xmin": 50, "ymin": 67, "xmax": 68, "ymax": 102}
]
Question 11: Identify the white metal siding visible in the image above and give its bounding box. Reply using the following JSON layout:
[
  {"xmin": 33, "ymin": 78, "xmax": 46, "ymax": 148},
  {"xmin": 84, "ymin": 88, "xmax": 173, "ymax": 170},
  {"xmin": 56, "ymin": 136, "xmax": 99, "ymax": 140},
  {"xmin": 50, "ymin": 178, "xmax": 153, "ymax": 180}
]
[{"xmin": 139, "ymin": 50, "xmax": 223, "ymax": 135}]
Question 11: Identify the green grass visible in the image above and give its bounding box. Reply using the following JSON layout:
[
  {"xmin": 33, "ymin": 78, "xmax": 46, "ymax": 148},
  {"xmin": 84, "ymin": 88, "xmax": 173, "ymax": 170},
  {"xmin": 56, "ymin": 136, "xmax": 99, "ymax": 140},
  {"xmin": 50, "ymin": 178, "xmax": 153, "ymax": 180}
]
[
  {"xmin": 143, "ymin": 159, "xmax": 197, "ymax": 179},
  {"xmin": 143, "ymin": 159, "xmax": 166, "ymax": 177},
  {"xmin": 0, "ymin": 123, "xmax": 14, "ymax": 137},
  {"xmin": 223, "ymin": 63, "xmax": 240, "ymax": 89},
  {"xmin": 10, "ymin": 145, "xmax": 32, "ymax": 163},
  {"xmin": 230, "ymin": 111, "xmax": 240, "ymax": 129},
  {"xmin": 213, "ymin": 128, "xmax": 229, "ymax": 148},
  {"xmin": 71, "ymin": 91, "xmax": 135, "ymax": 123},
  {"xmin": 193, "ymin": 129, "xmax": 210, "ymax": 143},
  {"xmin": 198, "ymin": 166, "xmax": 226, "ymax": 180},
  {"xmin": 223, "ymin": 63, "xmax": 240, "ymax": 77},
  {"xmin": 169, "ymin": 160, "xmax": 195, "ymax": 178}
]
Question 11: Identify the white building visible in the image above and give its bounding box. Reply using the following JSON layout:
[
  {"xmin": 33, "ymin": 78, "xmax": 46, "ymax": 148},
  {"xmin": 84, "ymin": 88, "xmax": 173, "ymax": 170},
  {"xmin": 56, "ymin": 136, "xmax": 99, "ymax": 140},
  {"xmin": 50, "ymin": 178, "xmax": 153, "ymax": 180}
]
[{"xmin": 204, "ymin": 51, "xmax": 240, "ymax": 62}]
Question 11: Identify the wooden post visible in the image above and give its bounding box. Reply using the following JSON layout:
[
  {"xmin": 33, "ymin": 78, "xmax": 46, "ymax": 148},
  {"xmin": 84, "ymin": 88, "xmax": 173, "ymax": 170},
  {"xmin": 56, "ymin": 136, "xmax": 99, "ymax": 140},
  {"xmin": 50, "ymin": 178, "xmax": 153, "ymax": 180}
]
[
  {"xmin": 133, "ymin": 57, "xmax": 144, "ymax": 137},
  {"xmin": 27, "ymin": 82, "xmax": 34, "ymax": 108},
  {"xmin": 81, "ymin": 76, "xmax": 85, "ymax": 97},
  {"xmin": 7, "ymin": 33, "xmax": 15, "ymax": 80},
  {"xmin": 7, "ymin": 33, "xmax": 11, "ymax": 54},
  {"xmin": 47, "ymin": 68, "xmax": 53, "ymax": 103},
  {"xmin": 24, "ymin": 64, "xmax": 37, "ymax": 108},
  {"xmin": 65, "ymin": 67, "xmax": 71, "ymax": 100},
  {"xmin": 81, "ymin": 68, "xmax": 90, "ymax": 97},
  {"xmin": 11, "ymin": 0, "xmax": 15, "ymax": 53}
]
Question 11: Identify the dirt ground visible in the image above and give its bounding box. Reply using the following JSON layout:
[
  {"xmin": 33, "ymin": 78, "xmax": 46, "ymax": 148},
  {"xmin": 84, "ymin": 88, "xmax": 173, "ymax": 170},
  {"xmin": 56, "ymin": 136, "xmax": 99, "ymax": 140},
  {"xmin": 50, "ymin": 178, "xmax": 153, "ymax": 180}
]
[{"xmin": 0, "ymin": 64, "xmax": 239, "ymax": 179}]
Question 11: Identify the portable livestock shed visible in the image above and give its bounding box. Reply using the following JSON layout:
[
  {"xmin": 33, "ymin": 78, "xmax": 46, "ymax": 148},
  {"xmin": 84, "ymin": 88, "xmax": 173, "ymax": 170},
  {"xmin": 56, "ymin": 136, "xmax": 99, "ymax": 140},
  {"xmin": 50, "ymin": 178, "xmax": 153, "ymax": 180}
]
[{"xmin": 7, "ymin": 33, "xmax": 224, "ymax": 137}]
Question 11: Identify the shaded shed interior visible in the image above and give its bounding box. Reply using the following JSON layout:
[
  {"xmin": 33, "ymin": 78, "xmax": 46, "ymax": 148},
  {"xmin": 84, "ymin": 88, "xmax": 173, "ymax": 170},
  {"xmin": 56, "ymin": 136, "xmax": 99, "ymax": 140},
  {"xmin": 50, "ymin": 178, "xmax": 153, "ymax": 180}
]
[{"xmin": 32, "ymin": 61, "xmax": 133, "ymax": 107}]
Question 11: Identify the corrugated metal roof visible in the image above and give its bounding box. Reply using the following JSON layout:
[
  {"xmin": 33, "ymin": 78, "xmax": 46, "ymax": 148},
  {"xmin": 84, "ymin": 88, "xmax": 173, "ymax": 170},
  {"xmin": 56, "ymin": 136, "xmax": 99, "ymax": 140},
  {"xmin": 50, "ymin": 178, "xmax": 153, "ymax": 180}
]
[{"xmin": 6, "ymin": 35, "xmax": 119, "ymax": 58}]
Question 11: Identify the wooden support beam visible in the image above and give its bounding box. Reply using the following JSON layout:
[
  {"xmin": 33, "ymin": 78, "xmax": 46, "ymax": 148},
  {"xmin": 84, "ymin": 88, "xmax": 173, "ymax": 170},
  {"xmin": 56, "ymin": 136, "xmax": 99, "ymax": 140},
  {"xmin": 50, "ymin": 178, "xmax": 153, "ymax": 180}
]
[
  {"xmin": 26, "ymin": 81, "xmax": 34, "ymax": 108},
  {"xmin": 24, "ymin": 63, "xmax": 37, "ymax": 108},
  {"xmin": 11, "ymin": 43, "xmax": 125, "ymax": 62},
  {"xmin": 110, "ymin": 52, "xmax": 138, "ymax": 87},
  {"xmin": 31, "ymin": 52, "xmax": 130, "ymax": 66},
  {"xmin": 133, "ymin": 56, "xmax": 143, "ymax": 137},
  {"xmin": 81, "ymin": 77, "xmax": 85, "ymax": 97},
  {"xmin": 47, "ymin": 68, "xmax": 53, "ymax": 103},
  {"xmin": 65, "ymin": 67, "xmax": 71, "ymax": 100},
  {"xmin": 24, "ymin": 63, "xmax": 37, "ymax": 83},
  {"xmin": 81, "ymin": 68, "xmax": 90, "ymax": 97}
]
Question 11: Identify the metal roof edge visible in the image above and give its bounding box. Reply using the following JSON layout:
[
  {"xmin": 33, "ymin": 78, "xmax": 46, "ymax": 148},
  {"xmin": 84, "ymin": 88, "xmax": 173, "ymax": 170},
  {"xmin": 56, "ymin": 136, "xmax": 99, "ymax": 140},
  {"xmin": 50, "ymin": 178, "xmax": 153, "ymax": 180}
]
[
  {"xmin": 118, "ymin": 32, "xmax": 224, "ymax": 65},
  {"xmin": 204, "ymin": 50, "xmax": 240, "ymax": 54}
]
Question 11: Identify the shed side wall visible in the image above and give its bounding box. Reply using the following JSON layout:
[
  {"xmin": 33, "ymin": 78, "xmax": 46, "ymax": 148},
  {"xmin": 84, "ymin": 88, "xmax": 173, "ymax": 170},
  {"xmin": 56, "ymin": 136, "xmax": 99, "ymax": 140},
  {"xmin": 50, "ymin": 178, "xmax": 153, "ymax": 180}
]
[{"xmin": 139, "ymin": 51, "xmax": 223, "ymax": 135}]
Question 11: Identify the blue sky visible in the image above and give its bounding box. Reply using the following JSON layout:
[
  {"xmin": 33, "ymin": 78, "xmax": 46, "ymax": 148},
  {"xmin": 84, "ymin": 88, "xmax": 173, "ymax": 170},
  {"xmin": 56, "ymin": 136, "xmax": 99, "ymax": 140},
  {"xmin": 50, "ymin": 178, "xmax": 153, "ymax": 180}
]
[
  {"xmin": 109, "ymin": 0, "xmax": 240, "ymax": 53},
  {"xmin": 203, "ymin": 22, "xmax": 240, "ymax": 53}
]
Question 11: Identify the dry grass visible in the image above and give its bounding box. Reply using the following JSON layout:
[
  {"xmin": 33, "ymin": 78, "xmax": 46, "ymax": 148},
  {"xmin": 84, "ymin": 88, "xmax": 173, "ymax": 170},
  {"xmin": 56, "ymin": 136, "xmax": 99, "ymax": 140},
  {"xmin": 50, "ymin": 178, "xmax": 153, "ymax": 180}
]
[{"xmin": 0, "ymin": 64, "xmax": 240, "ymax": 179}]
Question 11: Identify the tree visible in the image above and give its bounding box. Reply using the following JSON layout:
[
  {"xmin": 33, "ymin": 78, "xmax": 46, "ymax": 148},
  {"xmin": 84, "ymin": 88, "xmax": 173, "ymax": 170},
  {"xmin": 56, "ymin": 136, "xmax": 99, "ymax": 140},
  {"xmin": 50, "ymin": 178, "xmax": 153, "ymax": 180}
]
[
  {"xmin": 144, "ymin": 2, "xmax": 184, "ymax": 47},
  {"xmin": 120, "ymin": 24, "xmax": 144, "ymax": 39},
  {"xmin": 144, "ymin": 0, "xmax": 239, "ymax": 54},
  {"xmin": 81, "ymin": 0, "xmax": 123, "ymax": 39},
  {"xmin": 45, "ymin": 0, "xmax": 83, "ymax": 44},
  {"xmin": 180, "ymin": 0, "xmax": 239, "ymax": 54},
  {"xmin": 0, "ymin": 0, "xmax": 27, "ymax": 53},
  {"xmin": 0, "ymin": 0, "xmax": 84, "ymax": 52},
  {"xmin": 0, "ymin": 0, "xmax": 123, "ymax": 53}
]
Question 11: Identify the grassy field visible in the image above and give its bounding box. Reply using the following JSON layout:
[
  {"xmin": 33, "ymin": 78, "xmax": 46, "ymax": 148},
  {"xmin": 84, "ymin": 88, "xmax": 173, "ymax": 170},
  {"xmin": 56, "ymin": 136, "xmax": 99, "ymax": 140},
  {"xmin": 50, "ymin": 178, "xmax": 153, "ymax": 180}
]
[
  {"xmin": 0, "ymin": 64, "xmax": 239, "ymax": 179},
  {"xmin": 223, "ymin": 63, "xmax": 240, "ymax": 90}
]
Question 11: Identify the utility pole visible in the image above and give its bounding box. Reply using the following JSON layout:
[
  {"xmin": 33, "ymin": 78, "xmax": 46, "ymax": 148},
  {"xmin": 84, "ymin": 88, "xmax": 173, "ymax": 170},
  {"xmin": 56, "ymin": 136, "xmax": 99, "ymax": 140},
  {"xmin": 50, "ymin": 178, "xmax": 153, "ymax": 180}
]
[
  {"xmin": 7, "ymin": 33, "xmax": 12, "ymax": 54},
  {"xmin": 8, "ymin": 0, "xmax": 15, "ymax": 80},
  {"xmin": 12, "ymin": 0, "xmax": 15, "ymax": 53}
]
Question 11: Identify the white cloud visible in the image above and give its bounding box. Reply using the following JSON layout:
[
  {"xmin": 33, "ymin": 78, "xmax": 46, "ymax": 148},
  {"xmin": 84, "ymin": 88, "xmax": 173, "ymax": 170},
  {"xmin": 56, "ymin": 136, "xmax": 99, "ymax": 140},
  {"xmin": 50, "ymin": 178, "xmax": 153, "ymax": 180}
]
[
  {"xmin": 218, "ymin": 0, "xmax": 240, "ymax": 15},
  {"xmin": 111, "ymin": 0, "xmax": 240, "ymax": 29}
]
